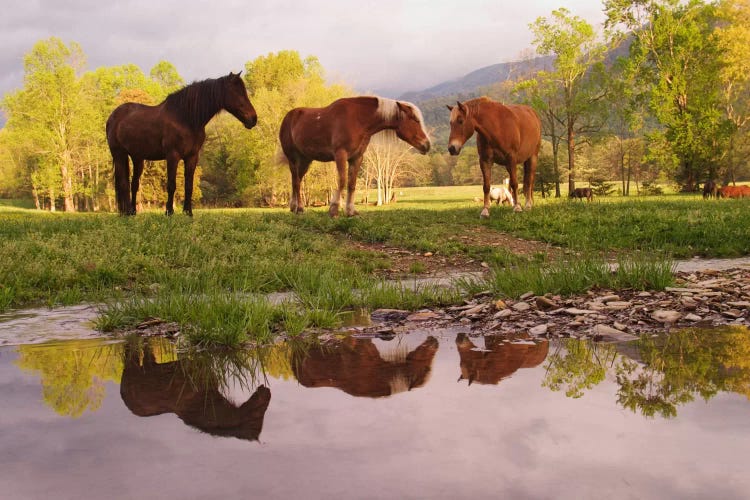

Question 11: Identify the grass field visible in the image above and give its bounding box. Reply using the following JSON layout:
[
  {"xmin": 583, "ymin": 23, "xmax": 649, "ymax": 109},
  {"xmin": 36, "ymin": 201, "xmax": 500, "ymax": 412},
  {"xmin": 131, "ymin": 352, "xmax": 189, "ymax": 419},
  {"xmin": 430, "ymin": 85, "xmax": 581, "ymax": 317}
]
[{"xmin": 2, "ymin": 186, "xmax": 748, "ymax": 346}]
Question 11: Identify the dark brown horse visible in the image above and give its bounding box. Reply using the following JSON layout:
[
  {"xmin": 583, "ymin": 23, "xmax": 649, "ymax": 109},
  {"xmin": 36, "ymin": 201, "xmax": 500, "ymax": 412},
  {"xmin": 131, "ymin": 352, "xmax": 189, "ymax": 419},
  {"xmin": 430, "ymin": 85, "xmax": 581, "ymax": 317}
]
[
  {"xmin": 703, "ymin": 180, "xmax": 718, "ymax": 199},
  {"xmin": 106, "ymin": 72, "xmax": 257, "ymax": 216},
  {"xmin": 569, "ymin": 187, "xmax": 593, "ymax": 202},
  {"xmin": 447, "ymin": 97, "xmax": 541, "ymax": 218},
  {"xmin": 279, "ymin": 96, "xmax": 430, "ymax": 217}
]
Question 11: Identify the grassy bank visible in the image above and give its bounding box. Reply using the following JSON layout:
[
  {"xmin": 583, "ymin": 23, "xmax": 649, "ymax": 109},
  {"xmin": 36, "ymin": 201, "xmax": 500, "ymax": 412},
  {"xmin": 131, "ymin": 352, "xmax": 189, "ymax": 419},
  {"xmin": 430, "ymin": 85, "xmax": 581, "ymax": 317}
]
[{"xmin": 2, "ymin": 189, "xmax": 747, "ymax": 346}]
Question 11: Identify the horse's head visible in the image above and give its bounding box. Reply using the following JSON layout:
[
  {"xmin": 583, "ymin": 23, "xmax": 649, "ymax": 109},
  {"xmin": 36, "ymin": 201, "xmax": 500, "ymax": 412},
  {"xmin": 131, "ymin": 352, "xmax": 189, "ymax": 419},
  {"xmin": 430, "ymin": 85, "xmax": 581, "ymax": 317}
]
[
  {"xmin": 223, "ymin": 71, "xmax": 258, "ymax": 129},
  {"xmin": 395, "ymin": 101, "xmax": 430, "ymax": 154},
  {"xmin": 446, "ymin": 101, "xmax": 474, "ymax": 155}
]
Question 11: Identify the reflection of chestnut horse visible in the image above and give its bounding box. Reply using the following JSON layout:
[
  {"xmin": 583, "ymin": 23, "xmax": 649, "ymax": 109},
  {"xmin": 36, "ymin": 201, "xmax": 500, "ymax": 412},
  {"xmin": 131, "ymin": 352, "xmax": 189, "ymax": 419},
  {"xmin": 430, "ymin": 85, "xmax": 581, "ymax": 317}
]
[
  {"xmin": 279, "ymin": 96, "xmax": 430, "ymax": 217},
  {"xmin": 718, "ymin": 185, "xmax": 750, "ymax": 198},
  {"xmin": 293, "ymin": 336, "xmax": 439, "ymax": 398},
  {"xmin": 456, "ymin": 333, "xmax": 549, "ymax": 385},
  {"xmin": 120, "ymin": 342, "xmax": 271, "ymax": 441},
  {"xmin": 447, "ymin": 97, "xmax": 541, "ymax": 217}
]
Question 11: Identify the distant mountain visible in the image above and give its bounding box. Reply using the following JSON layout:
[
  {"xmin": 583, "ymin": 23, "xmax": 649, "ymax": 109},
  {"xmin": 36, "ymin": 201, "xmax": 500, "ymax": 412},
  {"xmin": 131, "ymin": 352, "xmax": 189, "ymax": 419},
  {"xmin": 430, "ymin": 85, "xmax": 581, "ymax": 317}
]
[{"xmin": 399, "ymin": 55, "xmax": 554, "ymax": 103}]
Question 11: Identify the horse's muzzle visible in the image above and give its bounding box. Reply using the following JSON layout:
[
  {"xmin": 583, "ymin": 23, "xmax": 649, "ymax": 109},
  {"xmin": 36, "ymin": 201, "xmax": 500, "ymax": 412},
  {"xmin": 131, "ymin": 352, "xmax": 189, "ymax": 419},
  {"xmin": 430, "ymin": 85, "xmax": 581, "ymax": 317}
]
[
  {"xmin": 419, "ymin": 141, "xmax": 431, "ymax": 154},
  {"xmin": 245, "ymin": 115, "xmax": 258, "ymax": 129},
  {"xmin": 448, "ymin": 144, "xmax": 461, "ymax": 156}
]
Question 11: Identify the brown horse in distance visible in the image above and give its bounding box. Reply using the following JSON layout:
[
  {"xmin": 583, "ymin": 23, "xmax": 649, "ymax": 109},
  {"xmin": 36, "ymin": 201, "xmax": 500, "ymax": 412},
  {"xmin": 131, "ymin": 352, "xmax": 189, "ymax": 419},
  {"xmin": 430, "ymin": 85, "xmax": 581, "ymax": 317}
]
[
  {"xmin": 293, "ymin": 336, "xmax": 439, "ymax": 398},
  {"xmin": 569, "ymin": 187, "xmax": 593, "ymax": 202},
  {"xmin": 703, "ymin": 180, "xmax": 718, "ymax": 199},
  {"xmin": 718, "ymin": 185, "xmax": 750, "ymax": 198},
  {"xmin": 279, "ymin": 96, "xmax": 430, "ymax": 217},
  {"xmin": 447, "ymin": 97, "xmax": 541, "ymax": 218},
  {"xmin": 106, "ymin": 72, "xmax": 257, "ymax": 216}
]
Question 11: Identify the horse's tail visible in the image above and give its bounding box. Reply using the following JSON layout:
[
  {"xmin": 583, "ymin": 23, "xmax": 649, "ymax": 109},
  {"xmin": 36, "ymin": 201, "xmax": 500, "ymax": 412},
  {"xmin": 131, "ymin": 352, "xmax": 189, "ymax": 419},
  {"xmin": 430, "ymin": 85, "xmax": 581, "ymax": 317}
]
[{"xmin": 275, "ymin": 145, "xmax": 289, "ymax": 167}]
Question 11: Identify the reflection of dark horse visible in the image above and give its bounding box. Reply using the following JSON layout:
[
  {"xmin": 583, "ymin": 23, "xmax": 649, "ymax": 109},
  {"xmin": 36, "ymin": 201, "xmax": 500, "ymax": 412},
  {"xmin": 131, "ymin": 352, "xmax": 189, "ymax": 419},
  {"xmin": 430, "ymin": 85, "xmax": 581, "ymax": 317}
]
[
  {"xmin": 447, "ymin": 97, "xmax": 541, "ymax": 217},
  {"xmin": 293, "ymin": 336, "xmax": 439, "ymax": 397},
  {"xmin": 279, "ymin": 96, "xmax": 430, "ymax": 217},
  {"xmin": 456, "ymin": 333, "xmax": 549, "ymax": 385},
  {"xmin": 120, "ymin": 342, "xmax": 270, "ymax": 441},
  {"xmin": 106, "ymin": 72, "xmax": 257, "ymax": 216},
  {"xmin": 703, "ymin": 180, "xmax": 718, "ymax": 199},
  {"xmin": 569, "ymin": 187, "xmax": 593, "ymax": 202}
]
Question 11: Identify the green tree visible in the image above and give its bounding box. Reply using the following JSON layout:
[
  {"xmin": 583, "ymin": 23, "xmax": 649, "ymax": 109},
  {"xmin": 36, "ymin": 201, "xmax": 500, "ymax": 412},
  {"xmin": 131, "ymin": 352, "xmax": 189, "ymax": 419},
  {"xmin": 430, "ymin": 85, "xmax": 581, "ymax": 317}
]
[
  {"xmin": 530, "ymin": 8, "xmax": 609, "ymax": 193},
  {"xmin": 2, "ymin": 38, "xmax": 88, "ymax": 211},
  {"xmin": 605, "ymin": 0, "xmax": 731, "ymax": 191}
]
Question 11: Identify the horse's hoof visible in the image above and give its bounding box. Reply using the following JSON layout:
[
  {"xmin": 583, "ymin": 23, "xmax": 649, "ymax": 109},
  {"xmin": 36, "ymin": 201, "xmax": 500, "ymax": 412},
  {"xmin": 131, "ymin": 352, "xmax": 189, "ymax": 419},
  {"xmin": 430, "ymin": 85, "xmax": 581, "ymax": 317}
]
[
  {"xmin": 165, "ymin": 210, "xmax": 174, "ymax": 216},
  {"xmin": 328, "ymin": 206, "xmax": 340, "ymax": 217},
  {"xmin": 480, "ymin": 208, "xmax": 490, "ymax": 219},
  {"xmin": 346, "ymin": 210, "xmax": 360, "ymax": 217}
]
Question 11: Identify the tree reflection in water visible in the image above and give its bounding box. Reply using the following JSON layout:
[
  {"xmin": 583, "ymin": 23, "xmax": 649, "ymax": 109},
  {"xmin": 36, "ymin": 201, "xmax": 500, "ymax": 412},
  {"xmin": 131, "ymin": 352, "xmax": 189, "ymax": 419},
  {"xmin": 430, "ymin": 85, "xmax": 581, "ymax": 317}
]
[
  {"xmin": 615, "ymin": 326, "xmax": 750, "ymax": 418},
  {"xmin": 543, "ymin": 326, "xmax": 750, "ymax": 418},
  {"xmin": 15, "ymin": 339, "xmax": 124, "ymax": 417}
]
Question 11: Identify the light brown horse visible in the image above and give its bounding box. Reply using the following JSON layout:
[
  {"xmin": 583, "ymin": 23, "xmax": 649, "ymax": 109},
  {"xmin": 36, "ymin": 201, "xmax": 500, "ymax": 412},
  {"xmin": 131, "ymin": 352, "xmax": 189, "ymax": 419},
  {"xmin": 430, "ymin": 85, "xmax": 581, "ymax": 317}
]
[
  {"xmin": 279, "ymin": 96, "xmax": 430, "ymax": 217},
  {"xmin": 106, "ymin": 72, "xmax": 257, "ymax": 216},
  {"xmin": 447, "ymin": 97, "xmax": 541, "ymax": 217}
]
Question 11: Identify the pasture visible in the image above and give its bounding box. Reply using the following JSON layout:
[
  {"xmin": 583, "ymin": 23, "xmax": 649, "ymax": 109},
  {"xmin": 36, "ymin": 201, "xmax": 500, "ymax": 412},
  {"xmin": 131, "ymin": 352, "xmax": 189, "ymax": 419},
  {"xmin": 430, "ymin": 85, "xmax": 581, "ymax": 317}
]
[{"xmin": 2, "ymin": 187, "xmax": 749, "ymax": 345}]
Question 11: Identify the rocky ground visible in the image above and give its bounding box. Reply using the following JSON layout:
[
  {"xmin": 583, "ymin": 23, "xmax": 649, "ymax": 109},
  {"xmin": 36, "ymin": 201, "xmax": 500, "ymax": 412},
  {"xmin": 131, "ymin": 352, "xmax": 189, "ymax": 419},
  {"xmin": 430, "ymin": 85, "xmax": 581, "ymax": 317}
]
[{"xmin": 351, "ymin": 267, "xmax": 750, "ymax": 342}]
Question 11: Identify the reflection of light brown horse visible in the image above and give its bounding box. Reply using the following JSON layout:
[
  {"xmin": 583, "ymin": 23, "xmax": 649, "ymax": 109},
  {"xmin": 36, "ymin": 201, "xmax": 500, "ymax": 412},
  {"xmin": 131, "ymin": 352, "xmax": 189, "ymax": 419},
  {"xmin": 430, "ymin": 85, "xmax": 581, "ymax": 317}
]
[
  {"xmin": 107, "ymin": 72, "xmax": 257, "ymax": 216},
  {"xmin": 279, "ymin": 96, "xmax": 430, "ymax": 217},
  {"xmin": 456, "ymin": 333, "xmax": 549, "ymax": 385},
  {"xmin": 120, "ymin": 342, "xmax": 271, "ymax": 441},
  {"xmin": 447, "ymin": 97, "xmax": 541, "ymax": 217},
  {"xmin": 718, "ymin": 185, "xmax": 750, "ymax": 198},
  {"xmin": 293, "ymin": 336, "xmax": 438, "ymax": 397}
]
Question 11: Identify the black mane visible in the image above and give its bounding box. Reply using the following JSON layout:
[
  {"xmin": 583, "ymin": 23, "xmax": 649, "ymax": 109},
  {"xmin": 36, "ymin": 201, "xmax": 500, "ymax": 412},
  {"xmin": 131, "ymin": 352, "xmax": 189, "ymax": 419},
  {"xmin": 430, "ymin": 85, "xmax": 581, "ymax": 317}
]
[{"xmin": 163, "ymin": 76, "xmax": 227, "ymax": 129}]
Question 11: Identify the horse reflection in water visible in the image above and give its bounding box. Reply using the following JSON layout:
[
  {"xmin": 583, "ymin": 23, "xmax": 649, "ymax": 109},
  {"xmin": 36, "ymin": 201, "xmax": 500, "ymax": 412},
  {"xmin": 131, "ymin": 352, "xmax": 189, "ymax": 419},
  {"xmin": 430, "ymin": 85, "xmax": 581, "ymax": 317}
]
[
  {"xmin": 294, "ymin": 336, "xmax": 439, "ymax": 398},
  {"xmin": 456, "ymin": 333, "xmax": 549, "ymax": 385},
  {"xmin": 120, "ymin": 340, "xmax": 271, "ymax": 441}
]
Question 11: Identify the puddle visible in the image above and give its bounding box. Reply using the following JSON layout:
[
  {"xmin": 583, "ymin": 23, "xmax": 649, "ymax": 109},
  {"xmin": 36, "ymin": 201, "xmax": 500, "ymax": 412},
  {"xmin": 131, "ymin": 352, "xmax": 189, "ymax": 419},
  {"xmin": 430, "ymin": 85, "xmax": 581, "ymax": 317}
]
[
  {"xmin": 2, "ymin": 327, "xmax": 749, "ymax": 499},
  {"xmin": 0, "ymin": 304, "xmax": 101, "ymax": 346}
]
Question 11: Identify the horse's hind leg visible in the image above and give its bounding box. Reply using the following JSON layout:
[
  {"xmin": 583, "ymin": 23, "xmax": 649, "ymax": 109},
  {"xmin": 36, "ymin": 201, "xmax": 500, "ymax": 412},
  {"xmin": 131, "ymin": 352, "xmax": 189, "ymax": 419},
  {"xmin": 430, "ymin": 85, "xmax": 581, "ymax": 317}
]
[
  {"xmin": 289, "ymin": 156, "xmax": 311, "ymax": 214},
  {"xmin": 523, "ymin": 155, "xmax": 537, "ymax": 210},
  {"xmin": 130, "ymin": 157, "xmax": 144, "ymax": 215},
  {"xmin": 112, "ymin": 150, "xmax": 132, "ymax": 215}
]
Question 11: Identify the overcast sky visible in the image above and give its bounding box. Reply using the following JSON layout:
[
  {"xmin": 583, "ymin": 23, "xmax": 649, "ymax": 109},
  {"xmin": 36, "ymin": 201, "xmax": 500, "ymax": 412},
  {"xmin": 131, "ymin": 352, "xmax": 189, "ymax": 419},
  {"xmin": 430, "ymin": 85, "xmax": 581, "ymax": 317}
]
[{"xmin": 0, "ymin": 0, "xmax": 606, "ymax": 101}]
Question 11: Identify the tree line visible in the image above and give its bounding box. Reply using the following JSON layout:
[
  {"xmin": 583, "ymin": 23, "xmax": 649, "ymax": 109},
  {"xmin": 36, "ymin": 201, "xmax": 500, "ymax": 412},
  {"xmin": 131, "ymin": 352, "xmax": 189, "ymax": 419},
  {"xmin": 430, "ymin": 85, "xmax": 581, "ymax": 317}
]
[{"xmin": 1, "ymin": 0, "xmax": 749, "ymax": 211}]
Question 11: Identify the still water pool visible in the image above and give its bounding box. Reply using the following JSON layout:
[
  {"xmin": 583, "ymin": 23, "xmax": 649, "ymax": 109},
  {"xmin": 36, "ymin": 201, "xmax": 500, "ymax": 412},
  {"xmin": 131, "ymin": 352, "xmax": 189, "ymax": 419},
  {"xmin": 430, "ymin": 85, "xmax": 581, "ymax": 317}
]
[{"xmin": 1, "ymin": 328, "xmax": 749, "ymax": 499}]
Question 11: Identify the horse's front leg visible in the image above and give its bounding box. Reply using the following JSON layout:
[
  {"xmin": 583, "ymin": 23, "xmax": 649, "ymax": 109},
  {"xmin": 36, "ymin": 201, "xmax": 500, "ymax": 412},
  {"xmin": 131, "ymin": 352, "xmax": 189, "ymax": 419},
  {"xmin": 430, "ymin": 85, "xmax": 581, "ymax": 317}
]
[
  {"xmin": 506, "ymin": 158, "xmax": 522, "ymax": 213},
  {"xmin": 130, "ymin": 158, "xmax": 144, "ymax": 216},
  {"xmin": 345, "ymin": 156, "xmax": 363, "ymax": 217},
  {"xmin": 479, "ymin": 157, "xmax": 493, "ymax": 219},
  {"xmin": 329, "ymin": 150, "xmax": 348, "ymax": 218},
  {"xmin": 183, "ymin": 154, "xmax": 198, "ymax": 216},
  {"xmin": 289, "ymin": 157, "xmax": 311, "ymax": 214},
  {"xmin": 165, "ymin": 154, "xmax": 180, "ymax": 216}
]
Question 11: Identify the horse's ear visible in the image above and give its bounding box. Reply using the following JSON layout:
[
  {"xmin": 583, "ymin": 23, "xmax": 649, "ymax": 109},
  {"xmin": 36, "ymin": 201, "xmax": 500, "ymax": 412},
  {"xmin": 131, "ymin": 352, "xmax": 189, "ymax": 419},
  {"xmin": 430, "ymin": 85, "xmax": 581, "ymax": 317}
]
[
  {"xmin": 237, "ymin": 70, "xmax": 243, "ymax": 77},
  {"xmin": 457, "ymin": 101, "xmax": 467, "ymax": 114},
  {"xmin": 396, "ymin": 101, "xmax": 409, "ymax": 114},
  {"xmin": 446, "ymin": 105, "xmax": 454, "ymax": 111}
]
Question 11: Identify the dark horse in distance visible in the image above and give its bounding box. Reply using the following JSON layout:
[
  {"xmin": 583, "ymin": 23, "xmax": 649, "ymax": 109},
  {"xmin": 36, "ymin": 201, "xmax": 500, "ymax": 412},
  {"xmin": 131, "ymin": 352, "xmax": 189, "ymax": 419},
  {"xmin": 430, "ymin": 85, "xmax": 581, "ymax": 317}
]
[
  {"xmin": 279, "ymin": 96, "xmax": 430, "ymax": 217},
  {"xmin": 106, "ymin": 72, "xmax": 257, "ymax": 215},
  {"xmin": 569, "ymin": 187, "xmax": 593, "ymax": 202},
  {"xmin": 447, "ymin": 97, "xmax": 541, "ymax": 218}
]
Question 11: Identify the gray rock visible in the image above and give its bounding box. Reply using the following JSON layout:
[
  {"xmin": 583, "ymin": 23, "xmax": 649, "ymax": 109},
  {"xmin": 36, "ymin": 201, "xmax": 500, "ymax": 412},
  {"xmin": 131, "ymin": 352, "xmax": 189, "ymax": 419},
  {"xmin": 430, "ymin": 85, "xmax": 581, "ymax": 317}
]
[
  {"xmin": 529, "ymin": 324, "xmax": 548, "ymax": 336},
  {"xmin": 651, "ymin": 310, "xmax": 681, "ymax": 323},
  {"xmin": 684, "ymin": 313, "xmax": 702, "ymax": 322},
  {"xmin": 564, "ymin": 308, "xmax": 595, "ymax": 315},
  {"xmin": 494, "ymin": 309, "xmax": 513, "ymax": 319},
  {"xmin": 535, "ymin": 296, "xmax": 558, "ymax": 310},
  {"xmin": 512, "ymin": 302, "xmax": 531, "ymax": 312},
  {"xmin": 590, "ymin": 324, "xmax": 639, "ymax": 342},
  {"xmin": 520, "ymin": 291, "xmax": 535, "ymax": 300}
]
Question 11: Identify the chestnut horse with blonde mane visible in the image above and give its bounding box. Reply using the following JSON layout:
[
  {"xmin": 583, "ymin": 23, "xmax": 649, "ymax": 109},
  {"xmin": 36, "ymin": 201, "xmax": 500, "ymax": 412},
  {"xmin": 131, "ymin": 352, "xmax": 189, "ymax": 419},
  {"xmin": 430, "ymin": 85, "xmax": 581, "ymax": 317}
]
[
  {"xmin": 107, "ymin": 72, "xmax": 257, "ymax": 216},
  {"xmin": 279, "ymin": 96, "xmax": 430, "ymax": 217},
  {"xmin": 447, "ymin": 97, "xmax": 541, "ymax": 218}
]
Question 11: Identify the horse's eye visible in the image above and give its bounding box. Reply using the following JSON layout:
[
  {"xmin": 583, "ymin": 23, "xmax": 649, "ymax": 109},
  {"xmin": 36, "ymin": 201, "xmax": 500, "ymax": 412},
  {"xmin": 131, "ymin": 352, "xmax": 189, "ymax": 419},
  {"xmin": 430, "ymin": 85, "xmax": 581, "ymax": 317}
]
[{"xmin": 457, "ymin": 118, "xmax": 464, "ymax": 125}]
